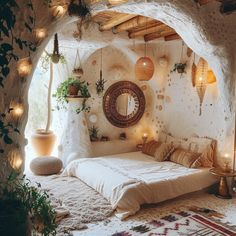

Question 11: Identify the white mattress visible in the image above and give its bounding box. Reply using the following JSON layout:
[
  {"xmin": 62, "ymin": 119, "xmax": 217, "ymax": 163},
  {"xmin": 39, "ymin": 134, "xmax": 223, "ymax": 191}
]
[{"xmin": 63, "ymin": 151, "xmax": 217, "ymax": 219}]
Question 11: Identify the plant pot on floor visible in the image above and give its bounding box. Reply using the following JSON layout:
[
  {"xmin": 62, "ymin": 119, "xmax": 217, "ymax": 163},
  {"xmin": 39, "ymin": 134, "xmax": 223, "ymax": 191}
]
[{"xmin": 31, "ymin": 129, "xmax": 56, "ymax": 156}]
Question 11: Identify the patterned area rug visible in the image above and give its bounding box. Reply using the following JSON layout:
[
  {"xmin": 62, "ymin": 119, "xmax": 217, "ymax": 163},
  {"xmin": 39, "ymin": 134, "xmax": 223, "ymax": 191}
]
[
  {"xmin": 27, "ymin": 173, "xmax": 113, "ymax": 235},
  {"xmin": 112, "ymin": 208, "xmax": 236, "ymax": 236}
]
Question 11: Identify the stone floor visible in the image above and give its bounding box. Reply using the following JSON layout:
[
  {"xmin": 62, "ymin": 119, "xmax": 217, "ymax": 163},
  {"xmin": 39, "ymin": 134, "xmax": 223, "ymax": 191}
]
[{"xmin": 73, "ymin": 191, "xmax": 236, "ymax": 236}]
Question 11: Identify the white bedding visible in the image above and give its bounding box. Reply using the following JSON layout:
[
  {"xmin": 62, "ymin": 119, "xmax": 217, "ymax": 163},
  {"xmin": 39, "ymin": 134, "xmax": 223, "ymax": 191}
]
[{"xmin": 63, "ymin": 151, "xmax": 217, "ymax": 219}]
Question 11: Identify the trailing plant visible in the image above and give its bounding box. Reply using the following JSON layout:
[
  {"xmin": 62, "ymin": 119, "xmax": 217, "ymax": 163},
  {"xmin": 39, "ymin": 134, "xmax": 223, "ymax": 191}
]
[
  {"xmin": 68, "ymin": 0, "xmax": 91, "ymax": 18},
  {"xmin": 0, "ymin": 109, "xmax": 20, "ymax": 154},
  {"xmin": 53, "ymin": 77, "xmax": 91, "ymax": 114},
  {"xmin": 40, "ymin": 50, "xmax": 66, "ymax": 74},
  {"xmin": 0, "ymin": 0, "xmax": 36, "ymax": 87},
  {"xmin": 0, "ymin": 171, "xmax": 57, "ymax": 235},
  {"xmin": 89, "ymin": 126, "xmax": 99, "ymax": 141},
  {"xmin": 68, "ymin": 0, "xmax": 91, "ymax": 40},
  {"xmin": 171, "ymin": 62, "xmax": 187, "ymax": 74}
]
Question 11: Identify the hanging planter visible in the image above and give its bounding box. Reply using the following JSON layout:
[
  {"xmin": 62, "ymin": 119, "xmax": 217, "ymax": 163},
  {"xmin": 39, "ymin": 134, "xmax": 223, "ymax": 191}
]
[
  {"xmin": 73, "ymin": 49, "xmax": 84, "ymax": 78},
  {"xmin": 171, "ymin": 62, "xmax": 187, "ymax": 74},
  {"xmin": 53, "ymin": 77, "xmax": 91, "ymax": 114},
  {"xmin": 96, "ymin": 48, "xmax": 107, "ymax": 95},
  {"xmin": 171, "ymin": 42, "xmax": 187, "ymax": 74}
]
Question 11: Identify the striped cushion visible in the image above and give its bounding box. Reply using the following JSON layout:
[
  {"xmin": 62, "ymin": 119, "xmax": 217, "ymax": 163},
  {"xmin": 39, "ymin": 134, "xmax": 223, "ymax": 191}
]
[
  {"xmin": 154, "ymin": 143, "xmax": 175, "ymax": 161},
  {"xmin": 142, "ymin": 140, "xmax": 161, "ymax": 156},
  {"xmin": 170, "ymin": 149, "xmax": 201, "ymax": 168}
]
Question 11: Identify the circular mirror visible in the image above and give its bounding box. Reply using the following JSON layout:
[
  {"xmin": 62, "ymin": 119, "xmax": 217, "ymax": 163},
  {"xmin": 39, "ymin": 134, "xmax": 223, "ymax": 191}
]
[
  {"xmin": 103, "ymin": 81, "xmax": 145, "ymax": 128},
  {"xmin": 115, "ymin": 93, "xmax": 138, "ymax": 116}
]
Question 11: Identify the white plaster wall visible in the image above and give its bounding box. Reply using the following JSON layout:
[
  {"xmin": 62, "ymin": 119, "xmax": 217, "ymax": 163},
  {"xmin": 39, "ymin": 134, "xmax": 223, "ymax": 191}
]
[{"xmin": 2, "ymin": 0, "xmax": 236, "ymax": 175}]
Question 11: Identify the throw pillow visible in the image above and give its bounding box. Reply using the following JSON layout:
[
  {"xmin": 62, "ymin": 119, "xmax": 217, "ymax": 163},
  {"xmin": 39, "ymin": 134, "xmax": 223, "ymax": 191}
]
[
  {"xmin": 142, "ymin": 140, "xmax": 161, "ymax": 156},
  {"xmin": 154, "ymin": 143, "xmax": 175, "ymax": 162},
  {"xmin": 170, "ymin": 149, "xmax": 201, "ymax": 168}
]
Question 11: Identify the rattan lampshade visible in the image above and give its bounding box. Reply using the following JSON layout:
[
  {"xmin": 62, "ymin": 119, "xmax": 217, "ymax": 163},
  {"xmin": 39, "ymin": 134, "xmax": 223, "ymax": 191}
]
[{"xmin": 135, "ymin": 56, "xmax": 154, "ymax": 81}]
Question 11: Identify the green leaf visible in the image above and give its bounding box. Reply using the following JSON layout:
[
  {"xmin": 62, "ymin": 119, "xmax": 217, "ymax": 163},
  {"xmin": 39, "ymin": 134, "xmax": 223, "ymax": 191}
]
[
  {"xmin": 3, "ymin": 134, "xmax": 13, "ymax": 144},
  {"xmin": 2, "ymin": 67, "xmax": 10, "ymax": 77},
  {"xmin": 0, "ymin": 22, "xmax": 9, "ymax": 37},
  {"xmin": 14, "ymin": 38, "xmax": 23, "ymax": 50},
  {"xmin": 24, "ymin": 23, "xmax": 32, "ymax": 32},
  {"xmin": 0, "ymin": 149, "xmax": 4, "ymax": 153},
  {"xmin": 28, "ymin": 16, "xmax": 34, "ymax": 23},
  {"xmin": 14, "ymin": 128, "xmax": 20, "ymax": 133},
  {"xmin": 0, "ymin": 77, "xmax": 3, "ymax": 87},
  {"xmin": 1, "ymin": 43, "xmax": 13, "ymax": 51},
  {"xmin": 0, "ymin": 55, "xmax": 9, "ymax": 66}
]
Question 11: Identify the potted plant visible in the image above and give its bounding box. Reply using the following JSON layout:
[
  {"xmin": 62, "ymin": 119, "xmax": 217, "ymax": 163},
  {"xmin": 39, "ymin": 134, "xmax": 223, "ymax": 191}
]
[
  {"xmin": 171, "ymin": 62, "xmax": 187, "ymax": 74},
  {"xmin": 0, "ymin": 172, "xmax": 57, "ymax": 235},
  {"xmin": 32, "ymin": 34, "xmax": 66, "ymax": 157},
  {"xmin": 53, "ymin": 77, "xmax": 91, "ymax": 114},
  {"xmin": 89, "ymin": 126, "xmax": 99, "ymax": 142}
]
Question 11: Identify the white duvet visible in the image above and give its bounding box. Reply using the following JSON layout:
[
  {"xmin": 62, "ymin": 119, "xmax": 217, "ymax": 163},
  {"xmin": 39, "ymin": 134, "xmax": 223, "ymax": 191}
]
[{"xmin": 63, "ymin": 151, "xmax": 217, "ymax": 219}]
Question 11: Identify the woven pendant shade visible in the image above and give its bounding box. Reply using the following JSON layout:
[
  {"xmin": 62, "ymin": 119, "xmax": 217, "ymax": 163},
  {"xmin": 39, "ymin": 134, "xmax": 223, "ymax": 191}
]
[
  {"xmin": 192, "ymin": 62, "xmax": 197, "ymax": 87},
  {"xmin": 196, "ymin": 58, "xmax": 208, "ymax": 115},
  {"xmin": 135, "ymin": 56, "xmax": 154, "ymax": 81}
]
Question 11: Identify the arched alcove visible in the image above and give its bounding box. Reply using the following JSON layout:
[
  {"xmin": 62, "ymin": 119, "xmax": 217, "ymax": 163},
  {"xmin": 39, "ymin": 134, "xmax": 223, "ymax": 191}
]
[{"xmin": 1, "ymin": 0, "xmax": 236, "ymax": 176}]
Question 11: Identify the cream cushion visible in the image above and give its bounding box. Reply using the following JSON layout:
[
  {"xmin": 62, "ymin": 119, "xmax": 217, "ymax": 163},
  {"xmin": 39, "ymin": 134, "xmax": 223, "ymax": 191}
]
[{"xmin": 30, "ymin": 157, "xmax": 62, "ymax": 175}]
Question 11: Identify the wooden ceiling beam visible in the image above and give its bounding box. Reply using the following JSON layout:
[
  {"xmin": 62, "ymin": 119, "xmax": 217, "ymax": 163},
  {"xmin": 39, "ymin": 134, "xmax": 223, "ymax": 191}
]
[
  {"xmin": 144, "ymin": 29, "xmax": 176, "ymax": 42},
  {"xmin": 113, "ymin": 16, "xmax": 158, "ymax": 33},
  {"xmin": 99, "ymin": 14, "xmax": 137, "ymax": 31},
  {"xmin": 164, "ymin": 33, "xmax": 181, "ymax": 41},
  {"xmin": 129, "ymin": 24, "xmax": 171, "ymax": 39}
]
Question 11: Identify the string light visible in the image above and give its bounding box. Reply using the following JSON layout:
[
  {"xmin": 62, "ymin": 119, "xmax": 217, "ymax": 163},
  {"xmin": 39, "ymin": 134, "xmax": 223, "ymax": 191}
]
[
  {"xmin": 34, "ymin": 28, "xmax": 47, "ymax": 43},
  {"xmin": 52, "ymin": 5, "xmax": 66, "ymax": 18},
  {"xmin": 17, "ymin": 57, "xmax": 32, "ymax": 77},
  {"xmin": 10, "ymin": 100, "xmax": 24, "ymax": 121},
  {"xmin": 8, "ymin": 149, "xmax": 22, "ymax": 171}
]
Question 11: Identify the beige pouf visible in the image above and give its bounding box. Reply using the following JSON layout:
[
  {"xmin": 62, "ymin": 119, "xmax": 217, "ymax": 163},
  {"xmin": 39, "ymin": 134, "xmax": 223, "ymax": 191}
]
[{"xmin": 30, "ymin": 156, "xmax": 62, "ymax": 175}]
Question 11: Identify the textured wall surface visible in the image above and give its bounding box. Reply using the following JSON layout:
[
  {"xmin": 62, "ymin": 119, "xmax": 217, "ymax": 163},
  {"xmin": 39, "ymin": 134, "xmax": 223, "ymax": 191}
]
[{"xmin": 1, "ymin": 0, "xmax": 236, "ymax": 175}]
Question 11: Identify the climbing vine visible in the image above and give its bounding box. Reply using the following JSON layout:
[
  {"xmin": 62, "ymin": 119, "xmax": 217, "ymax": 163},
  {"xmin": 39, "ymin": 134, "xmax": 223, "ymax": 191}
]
[
  {"xmin": 0, "ymin": 0, "xmax": 37, "ymax": 87},
  {"xmin": 0, "ymin": 109, "xmax": 19, "ymax": 154}
]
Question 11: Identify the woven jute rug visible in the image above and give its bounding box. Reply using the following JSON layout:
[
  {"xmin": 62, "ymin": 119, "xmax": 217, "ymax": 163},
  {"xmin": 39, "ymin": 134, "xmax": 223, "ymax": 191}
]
[{"xmin": 27, "ymin": 174, "xmax": 113, "ymax": 235}]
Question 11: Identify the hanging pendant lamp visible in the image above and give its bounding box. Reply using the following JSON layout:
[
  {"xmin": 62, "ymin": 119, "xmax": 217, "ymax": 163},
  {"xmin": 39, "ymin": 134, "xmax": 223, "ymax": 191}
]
[
  {"xmin": 192, "ymin": 53, "xmax": 197, "ymax": 87},
  {"xmin": 196, "ymin": 58, "xmax": 207, "ymax": 116},
  {"xmin": 207, "ymin": 69, "xmax": 216, "ymax": 84},
  {"xmin": 135, "ymin": 43, "xmax": 154, "ymax": 81}
]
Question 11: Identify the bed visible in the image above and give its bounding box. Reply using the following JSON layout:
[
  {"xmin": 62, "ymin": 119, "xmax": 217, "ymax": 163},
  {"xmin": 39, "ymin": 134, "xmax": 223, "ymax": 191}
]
[{"xmin": 63, "ymin": 151, "xmax": 217, "ymax": 219}]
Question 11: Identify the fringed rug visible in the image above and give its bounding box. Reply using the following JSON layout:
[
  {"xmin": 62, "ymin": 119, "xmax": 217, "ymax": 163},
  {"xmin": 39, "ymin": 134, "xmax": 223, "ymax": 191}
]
[
  {"xmin": 112, "ymin": 207, "xmax": 236, "ymax": 236},
  {"xmin": 27, "ymin": 174, "xmax": 113, "ymax": 235}
]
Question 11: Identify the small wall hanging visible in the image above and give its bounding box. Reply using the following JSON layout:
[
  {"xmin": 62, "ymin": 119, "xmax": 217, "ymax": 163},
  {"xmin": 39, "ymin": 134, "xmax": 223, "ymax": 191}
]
[{"xmin": 96, "ymin": 48, "xmax": 107, "ymax": 96}]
